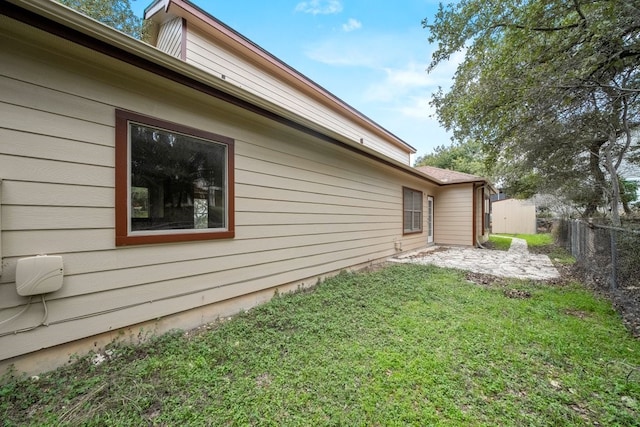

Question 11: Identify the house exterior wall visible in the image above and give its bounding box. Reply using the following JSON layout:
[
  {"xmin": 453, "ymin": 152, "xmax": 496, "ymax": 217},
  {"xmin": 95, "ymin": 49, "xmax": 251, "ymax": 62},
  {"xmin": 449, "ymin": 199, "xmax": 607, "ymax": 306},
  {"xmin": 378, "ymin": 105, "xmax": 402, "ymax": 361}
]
[
  {"xmin": 0, "ymin": 15, "xmax": 434, "ymax": 370},
  {"xmin": 156, "ymin": 16, "xmax": 183, "ymax": 58},
  {"xmin": 492, "ymin": 199, "xmax": 536, "ymax": 235},
  {"xmin": 433, "ymin": 183, "xmax": 473, "ymax": 246},
  {"xmin": 183, "ymin": 25, "xmax": 411, "ymax": 165}
]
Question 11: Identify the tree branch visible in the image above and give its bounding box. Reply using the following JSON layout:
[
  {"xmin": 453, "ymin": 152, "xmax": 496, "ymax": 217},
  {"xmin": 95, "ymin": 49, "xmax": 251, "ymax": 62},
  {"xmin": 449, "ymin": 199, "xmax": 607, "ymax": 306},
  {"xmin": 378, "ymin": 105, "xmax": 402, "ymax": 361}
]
[
  {"xmin": 549, "ymin": 83, "xmax": 640, "ymax": 94},
  {"xmin": 489, "ymin": 22, "xmax": 580, "ymax": 32},
  {"xmin": 573, "ymin": 0, "xmax": 587, "ymax": 23},
  {"xmin": 615, "ymin": 96, "xmax": 633, "ymax": 170}
]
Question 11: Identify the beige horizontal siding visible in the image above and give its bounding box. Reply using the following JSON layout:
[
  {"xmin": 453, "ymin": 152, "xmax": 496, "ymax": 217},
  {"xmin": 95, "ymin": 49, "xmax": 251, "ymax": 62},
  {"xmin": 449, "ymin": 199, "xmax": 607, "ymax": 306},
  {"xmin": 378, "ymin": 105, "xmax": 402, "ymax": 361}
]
[
  {"xmin": 0, "ymin": 233, "xmax": 397, "ymax": 308},
  {"xmin": 0, "ymin": 155, "xmax": 112, "ymax": 187},
  {"xmin": 0, "ymin": 73, "xmax": 115, "ymax": 130},
  {"xmin": 2, "ymin": 182, "xmax": 113, "ymax": 208},
  {"xmin": 0, "ymin": 103, "xmax": 112, "ymax": 148},
  {"xmin": 185, "ymin": 26, "xmax": 410, "ymax": 164},
  {"xmin": 0, "ymin": 226, "xmax": 397, "ymax": 287},
  {"xmin": 2, "ymin": 206, "xmax": 113, "ymax": 230},
  {"xmin": 434, "ymin": 184, "xmax": 473, "ymax": 246},
  {"xmin": 0, "ymin": 18, "xmax": 434, "ymax": 362},
  {"xmin": 0, "ymin": 128, "xmax": 113, "ymax": 166}
]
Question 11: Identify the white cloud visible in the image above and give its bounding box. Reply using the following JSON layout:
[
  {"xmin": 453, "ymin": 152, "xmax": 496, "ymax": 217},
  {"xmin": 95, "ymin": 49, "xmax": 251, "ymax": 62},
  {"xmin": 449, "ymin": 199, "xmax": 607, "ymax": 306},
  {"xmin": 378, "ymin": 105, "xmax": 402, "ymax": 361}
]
[
  {"xmin": 364, "ymin": 62, "xmax": 436, "ymax": 102},
  {"xmin": 363, "ymin": 49, "xmax": 466, "ymax": 105},
  {"xmin": 397, "ymin": 96, "xmax": 437, "ymax": 120},
  {"xmin": 386, "ymin": 64, "xmax": 434, "ymax": 88},
  {"xmin": 342, "ymin": 18, "xmax": 362, "ymax": 32},
  {"xmin": 305, "ymin": 41, "xmax": 378, "ymax": 67},
  {"xmin": 295, "ymin": 0, "xmax": 343, "ymax": 15},
  {"xmin": 304, "ymin": 33, "xmax": 412, "ymax": 68},
  {"xmin": 303, "ymin": 29, "xmax": 465, "ymax": 141}
]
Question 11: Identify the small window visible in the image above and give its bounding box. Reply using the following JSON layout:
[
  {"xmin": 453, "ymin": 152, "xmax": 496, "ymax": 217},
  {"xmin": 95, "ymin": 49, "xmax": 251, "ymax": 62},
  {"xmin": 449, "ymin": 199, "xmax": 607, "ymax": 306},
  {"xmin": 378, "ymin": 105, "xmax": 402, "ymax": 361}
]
[
  {"xmin": 403, "ymin": 187, "xmax": 423, "ymax": 234},
  {"xmin": 115, "ymin": 110, "xmax": 234, "ymax": 245}
]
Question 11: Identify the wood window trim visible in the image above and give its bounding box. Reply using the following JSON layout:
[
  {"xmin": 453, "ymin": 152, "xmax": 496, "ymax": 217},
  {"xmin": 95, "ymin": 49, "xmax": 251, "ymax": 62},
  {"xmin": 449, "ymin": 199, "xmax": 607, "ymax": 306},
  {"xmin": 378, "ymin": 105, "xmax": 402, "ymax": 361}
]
[
  {"xmin": 115, "ymin": 109, "xmax": 235, "ymax": 246},
  {"xmin": 402, "ymin": 186, "xmax": 423, "ymax": 235}
]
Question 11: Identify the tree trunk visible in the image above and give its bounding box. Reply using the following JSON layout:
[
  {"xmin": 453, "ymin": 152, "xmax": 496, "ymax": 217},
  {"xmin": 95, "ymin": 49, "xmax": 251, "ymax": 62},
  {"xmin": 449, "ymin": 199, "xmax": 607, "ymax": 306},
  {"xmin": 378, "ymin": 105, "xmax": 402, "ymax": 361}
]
[
  {"xmin": 584, "ymin": 140, "xmax": 606, "ymax": 217},
  {"xmin": 604, "ymin": 133, "xmax": 621, "ymax": 227}
]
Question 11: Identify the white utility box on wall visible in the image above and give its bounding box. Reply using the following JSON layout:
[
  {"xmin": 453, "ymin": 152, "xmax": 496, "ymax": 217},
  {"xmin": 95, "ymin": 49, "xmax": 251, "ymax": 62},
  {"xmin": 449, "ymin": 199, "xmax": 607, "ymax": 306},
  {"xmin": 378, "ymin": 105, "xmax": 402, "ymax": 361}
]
[{"xmin": 16, "ymin": 255, "xmax": 64, "ymax": 296}]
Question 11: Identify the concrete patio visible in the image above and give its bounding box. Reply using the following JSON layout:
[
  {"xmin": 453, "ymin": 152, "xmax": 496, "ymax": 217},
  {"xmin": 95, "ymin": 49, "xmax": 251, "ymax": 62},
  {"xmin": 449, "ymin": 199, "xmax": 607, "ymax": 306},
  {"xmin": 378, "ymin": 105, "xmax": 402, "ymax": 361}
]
[{"xmin": 390, "ymin": 237, "xmax": 560, "ymax": 281}]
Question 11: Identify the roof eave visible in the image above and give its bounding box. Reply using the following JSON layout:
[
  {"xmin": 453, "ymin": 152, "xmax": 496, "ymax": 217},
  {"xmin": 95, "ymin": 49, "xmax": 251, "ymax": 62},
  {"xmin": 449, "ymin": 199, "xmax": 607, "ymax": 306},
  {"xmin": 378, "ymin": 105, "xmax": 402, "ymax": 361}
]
[
  {"xmin": 147, "ymin": 0, "xmax": 415, "ymax": 154},
  {"xmin": 2, "ymin": 0, "xmax": 430, "ymax": 183}
]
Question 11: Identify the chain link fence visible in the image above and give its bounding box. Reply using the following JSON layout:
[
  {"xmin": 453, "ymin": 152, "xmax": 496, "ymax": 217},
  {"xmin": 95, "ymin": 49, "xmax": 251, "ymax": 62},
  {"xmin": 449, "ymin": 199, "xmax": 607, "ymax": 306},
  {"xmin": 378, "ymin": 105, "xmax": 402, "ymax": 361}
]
[
  {"xmin": 556, "ymin": 219, "xmax": 640, "ymax": 336},
  {"xmin": 556, "ymin": 219, "xmax": 640, "ymax": 291}
]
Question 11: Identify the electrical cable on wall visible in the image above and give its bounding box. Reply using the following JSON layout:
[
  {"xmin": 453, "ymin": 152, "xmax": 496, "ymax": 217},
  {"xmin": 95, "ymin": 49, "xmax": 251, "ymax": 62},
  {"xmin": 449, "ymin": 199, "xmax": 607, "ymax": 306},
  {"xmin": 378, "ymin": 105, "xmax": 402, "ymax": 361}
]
[
  {"xmin": 0, "ymin": 296, "xmax": 34, "ymax": 327},
  {"xmin": 0, "ymin": 295, "xmax": 49, "ymax": 337}
]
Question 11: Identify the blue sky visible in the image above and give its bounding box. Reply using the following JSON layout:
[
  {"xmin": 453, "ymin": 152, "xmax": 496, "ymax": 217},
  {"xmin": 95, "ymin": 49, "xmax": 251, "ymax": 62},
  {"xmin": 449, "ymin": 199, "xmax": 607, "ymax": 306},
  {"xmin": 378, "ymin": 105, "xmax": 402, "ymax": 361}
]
[{"xmin": 132, "ymin": 0, "xmax": 461, "ymax": 161}]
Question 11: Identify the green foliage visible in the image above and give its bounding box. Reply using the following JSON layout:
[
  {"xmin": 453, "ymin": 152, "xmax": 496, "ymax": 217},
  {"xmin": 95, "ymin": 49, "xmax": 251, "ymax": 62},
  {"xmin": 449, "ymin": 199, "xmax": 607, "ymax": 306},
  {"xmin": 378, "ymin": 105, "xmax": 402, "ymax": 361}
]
[
  {"xmin": 424, "ymin": 0, "xmax": 640, "ymax": 218},
  {"xmin": 2, "ymin": 265, "xmax": 638, "ymax": 425},
  {"xmin": 414, "ymin": 140, "xmax": 488, "ymax": 177},
  {"xmin": 57, "ymin": 0, "xmax": 146, "ymax": 39},
  {"xmin": 621, "ymin": 178, "xmax": 639, "ymax": 208},
  {"xmin": 500, "ymin": 170, "xmax": 541, "ymax": 200}
]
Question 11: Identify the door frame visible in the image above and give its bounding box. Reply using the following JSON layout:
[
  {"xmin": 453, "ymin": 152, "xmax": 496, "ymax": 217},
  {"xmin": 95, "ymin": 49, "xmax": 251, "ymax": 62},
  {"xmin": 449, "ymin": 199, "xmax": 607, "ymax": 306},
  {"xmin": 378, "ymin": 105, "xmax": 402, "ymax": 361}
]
[{"xmin": 427, "ymin": 195, "xmax": 434, "ymax": 244}]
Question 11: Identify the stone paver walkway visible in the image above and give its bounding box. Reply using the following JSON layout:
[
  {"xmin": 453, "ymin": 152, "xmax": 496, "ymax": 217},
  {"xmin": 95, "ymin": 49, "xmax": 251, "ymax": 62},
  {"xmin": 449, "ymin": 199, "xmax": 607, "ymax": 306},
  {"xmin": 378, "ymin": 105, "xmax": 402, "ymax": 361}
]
[{"xmin": 390, "ymin": 237, "xmax": 560, "ymax": 281}]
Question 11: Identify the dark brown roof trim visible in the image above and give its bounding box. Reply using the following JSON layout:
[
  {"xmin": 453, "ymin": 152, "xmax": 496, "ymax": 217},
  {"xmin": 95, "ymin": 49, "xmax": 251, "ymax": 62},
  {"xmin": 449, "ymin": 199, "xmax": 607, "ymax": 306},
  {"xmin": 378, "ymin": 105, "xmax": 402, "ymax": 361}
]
[{"xmin": 0, "ymin": 1, "xmax": 438, "ymax": 186}]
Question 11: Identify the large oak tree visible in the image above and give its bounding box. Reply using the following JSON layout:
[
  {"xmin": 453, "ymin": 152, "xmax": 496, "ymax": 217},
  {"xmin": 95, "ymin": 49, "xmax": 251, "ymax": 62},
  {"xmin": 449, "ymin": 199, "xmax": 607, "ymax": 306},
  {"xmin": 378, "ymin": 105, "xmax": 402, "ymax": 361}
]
[
  {"xmin": 57, "ymin": 0, "xmax": 146, "ymax": 39},
  {"xmin": 425, "ymin": 0, "xmax": 640, "ymax": 223},
  {"xmin": 414, "ymin": 140, "xmax": 489, "ymax": 177}
]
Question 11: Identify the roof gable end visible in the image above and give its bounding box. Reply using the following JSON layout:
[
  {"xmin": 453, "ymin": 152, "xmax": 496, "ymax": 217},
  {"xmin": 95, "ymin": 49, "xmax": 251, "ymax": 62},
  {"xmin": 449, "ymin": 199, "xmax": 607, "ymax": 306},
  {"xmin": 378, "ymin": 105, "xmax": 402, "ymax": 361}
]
[{"xmin": 144, "ymin": 0, "xmax": 415, "ymax": 158}]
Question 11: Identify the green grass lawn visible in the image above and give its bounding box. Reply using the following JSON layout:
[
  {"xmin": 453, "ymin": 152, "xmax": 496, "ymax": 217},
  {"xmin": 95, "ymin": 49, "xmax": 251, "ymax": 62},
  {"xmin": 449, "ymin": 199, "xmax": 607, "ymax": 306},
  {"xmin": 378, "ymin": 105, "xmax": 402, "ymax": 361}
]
[
  {"xmin": 507, "ymin": 233, "xmax": 576, "ymax": 264},
  {"xmin": 2, "ymin": 264, "xmax": 638, "ymax": 426},
  {"xmin": 514, "ymin": 233, "xmax": 555, "ymax": 247},
  {"xmin": 489, "ymin": 233, "xmax": 555, "ymax": 251},
  {"xmin": 488, "ymin": 235, "xmax": 513, "ymax": 251}
]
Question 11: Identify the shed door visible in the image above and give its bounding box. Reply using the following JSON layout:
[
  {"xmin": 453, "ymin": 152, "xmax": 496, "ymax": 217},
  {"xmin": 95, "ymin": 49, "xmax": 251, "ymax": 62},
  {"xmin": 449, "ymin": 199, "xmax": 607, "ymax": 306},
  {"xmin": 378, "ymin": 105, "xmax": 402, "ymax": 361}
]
[{"xmin": 427, "ymin": 196, "xmax": 434, "ymax": 244}]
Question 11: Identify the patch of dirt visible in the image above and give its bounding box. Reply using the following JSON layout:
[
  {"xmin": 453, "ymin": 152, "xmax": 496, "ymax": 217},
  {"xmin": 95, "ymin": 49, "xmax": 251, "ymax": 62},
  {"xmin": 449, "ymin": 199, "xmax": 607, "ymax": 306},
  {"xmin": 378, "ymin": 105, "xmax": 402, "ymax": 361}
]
[
  {"xmin": 465, "ymin": 272, "xmax": 508, "ymax": 287},
  {"xmin": 144, "ymin": 402, "xmax": 162, "ymax": 422},
  {"xmin": 563, "ymin": 309, "xmax": 591, "ymax": 319},
  {"xmin": 612, "ymin": 287, "xmax": 640, "ymax": 339},
  {"xmin": 256, "ymin": 373, "xmax": 272, "ymax": 388},
  {"xmin": 405, "ymin": 247, "xmax": 450, "ymax": 259},
  {"xmin": 503, "ymin": 289, "xmax": 532, "ymax": 299},
  {"xmin": 360, "ymin": 261, "xmax": 392, "ymax": 273}
]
